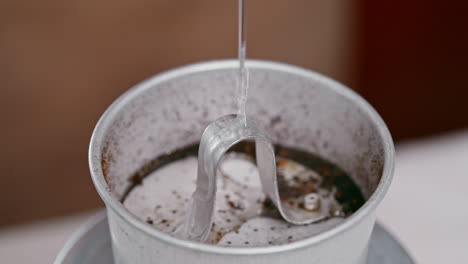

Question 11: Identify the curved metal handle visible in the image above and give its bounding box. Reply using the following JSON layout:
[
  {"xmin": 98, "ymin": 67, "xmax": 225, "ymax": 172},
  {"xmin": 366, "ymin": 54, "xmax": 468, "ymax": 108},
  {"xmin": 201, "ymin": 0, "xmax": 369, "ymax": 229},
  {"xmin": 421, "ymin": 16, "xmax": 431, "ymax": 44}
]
[
  {"xmin": 184, "ymin": 114, "xmax": 330, "ymax": 242},
  {"xmin": 184, "ymin": 114, "xmax": 277, "ymax": 241}
]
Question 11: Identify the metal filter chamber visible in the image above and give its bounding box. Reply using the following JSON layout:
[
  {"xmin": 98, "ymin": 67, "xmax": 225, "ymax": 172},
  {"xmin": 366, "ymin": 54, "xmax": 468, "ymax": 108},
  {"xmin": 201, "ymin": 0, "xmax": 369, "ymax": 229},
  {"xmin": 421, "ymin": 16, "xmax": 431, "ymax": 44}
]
[{"xmin": 89, "ymin": 60, "xmax": 395, "ymax": 264}]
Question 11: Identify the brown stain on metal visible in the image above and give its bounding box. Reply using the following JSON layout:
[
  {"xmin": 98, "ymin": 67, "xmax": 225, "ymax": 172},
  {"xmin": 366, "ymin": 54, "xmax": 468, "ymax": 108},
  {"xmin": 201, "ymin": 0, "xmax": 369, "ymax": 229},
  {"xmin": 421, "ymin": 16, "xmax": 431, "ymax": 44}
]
[{"xmin": 101, "ymin": 141, "xmax": 112, "ymax": 185}]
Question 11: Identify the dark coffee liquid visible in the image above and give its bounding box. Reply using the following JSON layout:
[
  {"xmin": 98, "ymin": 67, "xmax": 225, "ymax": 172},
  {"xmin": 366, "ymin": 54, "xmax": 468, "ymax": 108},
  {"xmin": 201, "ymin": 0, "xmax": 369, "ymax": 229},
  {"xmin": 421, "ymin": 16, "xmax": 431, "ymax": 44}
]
[
  {"xmin": 235, "ymin": 142, "xmax": 365, "ymax": 217},
  {"xmin": 122, "ymin": 141, "xmax": 365, "ymax": 246},
  {"xmin": 122, "ymin": 141, "xmax": 364, "ymax": 218}
]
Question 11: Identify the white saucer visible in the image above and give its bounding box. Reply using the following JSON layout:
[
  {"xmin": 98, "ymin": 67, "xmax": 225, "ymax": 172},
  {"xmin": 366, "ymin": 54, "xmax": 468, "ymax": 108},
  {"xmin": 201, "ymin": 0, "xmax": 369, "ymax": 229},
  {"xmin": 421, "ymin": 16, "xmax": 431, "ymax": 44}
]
[{"xmin": 55, "ymin": 211, "xmax": 414, "ymax": 264}]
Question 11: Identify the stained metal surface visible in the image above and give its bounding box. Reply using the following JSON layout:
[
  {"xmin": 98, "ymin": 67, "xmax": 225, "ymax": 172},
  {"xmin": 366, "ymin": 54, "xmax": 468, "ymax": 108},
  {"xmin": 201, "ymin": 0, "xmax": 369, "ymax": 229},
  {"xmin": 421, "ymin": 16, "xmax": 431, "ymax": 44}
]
[
  {"xmin": 55, "ymin": 211, "xmax": 414, "ymax": 264},
  {"xmin": 88, "ymin": 60, "xmax": 395, "ymax": 264}
]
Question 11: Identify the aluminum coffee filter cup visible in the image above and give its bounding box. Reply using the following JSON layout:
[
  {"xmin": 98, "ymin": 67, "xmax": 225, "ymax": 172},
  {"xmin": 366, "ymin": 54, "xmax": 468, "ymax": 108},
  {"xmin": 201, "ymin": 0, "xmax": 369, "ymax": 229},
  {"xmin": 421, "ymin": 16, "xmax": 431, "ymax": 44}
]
[{"xmin": 89, "ymin": 60, "xmax": 395, "ymax": 264}]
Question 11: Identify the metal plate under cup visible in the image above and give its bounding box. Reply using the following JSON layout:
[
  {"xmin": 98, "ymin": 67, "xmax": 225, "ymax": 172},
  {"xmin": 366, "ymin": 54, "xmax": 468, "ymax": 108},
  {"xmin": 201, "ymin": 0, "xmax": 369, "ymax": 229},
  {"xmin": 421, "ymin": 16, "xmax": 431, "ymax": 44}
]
[{"xmin": 54, "ymin": 211, "xmax": 415, "ymax": 264}]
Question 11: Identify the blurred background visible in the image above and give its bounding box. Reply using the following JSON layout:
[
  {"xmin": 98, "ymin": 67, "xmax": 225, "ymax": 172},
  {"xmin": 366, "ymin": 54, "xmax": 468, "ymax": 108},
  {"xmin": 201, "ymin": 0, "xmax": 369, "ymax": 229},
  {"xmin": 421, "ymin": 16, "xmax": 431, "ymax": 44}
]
[{"xmin": 1, "ymin": 0, "xmax": 467, "ymax": 262}]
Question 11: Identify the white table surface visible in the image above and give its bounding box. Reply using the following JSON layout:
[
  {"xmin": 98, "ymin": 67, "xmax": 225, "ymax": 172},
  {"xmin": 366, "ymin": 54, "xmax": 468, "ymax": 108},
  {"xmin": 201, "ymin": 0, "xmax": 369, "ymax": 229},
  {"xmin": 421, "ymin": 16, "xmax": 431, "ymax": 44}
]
[
  {"xmin": 377, "ymin": 130, "xmax": 468, "ymax": 264},
  {"xmin": 1, "ymin": 130, "xmax": 467, "ymax": 264}
]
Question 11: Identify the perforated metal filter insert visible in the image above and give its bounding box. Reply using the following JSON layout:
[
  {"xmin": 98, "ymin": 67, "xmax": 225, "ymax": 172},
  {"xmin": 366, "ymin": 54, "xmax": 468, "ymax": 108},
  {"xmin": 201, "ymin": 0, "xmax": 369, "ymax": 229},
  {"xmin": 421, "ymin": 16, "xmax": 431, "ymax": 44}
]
[{"xmin": 123, "ymin": 151, "xmax": 345, "ymax": 246}]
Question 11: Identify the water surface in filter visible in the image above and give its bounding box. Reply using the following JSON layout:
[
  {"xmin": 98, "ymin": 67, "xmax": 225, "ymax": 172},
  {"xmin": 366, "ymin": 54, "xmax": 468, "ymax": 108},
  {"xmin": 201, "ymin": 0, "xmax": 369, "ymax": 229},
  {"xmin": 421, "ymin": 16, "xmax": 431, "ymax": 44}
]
[{"xmin": 123, "ymin": 142, "xmax": 365, "ymax": 246}]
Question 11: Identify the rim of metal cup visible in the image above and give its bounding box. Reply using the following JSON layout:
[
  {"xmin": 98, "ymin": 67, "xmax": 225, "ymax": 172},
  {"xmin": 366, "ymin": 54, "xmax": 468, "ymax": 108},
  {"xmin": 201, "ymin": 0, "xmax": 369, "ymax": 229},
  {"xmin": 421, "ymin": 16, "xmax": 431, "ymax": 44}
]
[{"xmin": 88, "ymin": 59, "xmax": 395, "ymax": 255}]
